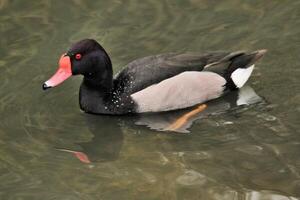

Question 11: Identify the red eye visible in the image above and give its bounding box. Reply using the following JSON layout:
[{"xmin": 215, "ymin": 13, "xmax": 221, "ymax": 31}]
[{"xmin": 75, "ymin": 53, "xmax": 82, "ymax": 60}]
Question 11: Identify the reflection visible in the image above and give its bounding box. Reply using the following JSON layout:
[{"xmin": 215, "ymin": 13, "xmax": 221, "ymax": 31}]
[
  {"xmin": 56, "ymin": 148, "xmax": 91, "ymax": 163},
  {"xmin": 78, "ymin": 115, "xmax": 124, "ymax": 162},
  {"xmin": 56, "ymin": 86, "xmax": 263, "ymax": 164},
  {"xmin": 135, "ymin": 86, "xmax": 263, "ymax": 133},
  {"xmin": 58, "ymin": 115, "xmax": 124, "ymax": 163}
]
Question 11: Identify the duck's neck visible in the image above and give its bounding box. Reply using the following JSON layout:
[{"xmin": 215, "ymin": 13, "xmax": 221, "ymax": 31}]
[
  {"xmin": 79, "ymin": 55, "xmax": 114, "ymax": 114},
  {"xmin": 79, "ymin": 79, "xmax": 113, "ymax": 114}
]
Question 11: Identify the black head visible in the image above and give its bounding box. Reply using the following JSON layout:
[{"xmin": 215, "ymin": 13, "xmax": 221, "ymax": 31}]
[
  {"xmin": 43, "ymin": 39, "xmax": 113, "ymax": 90},
  {"xmin": 67, "ymin": 39, "xmax": 112, "ymax": 76}
]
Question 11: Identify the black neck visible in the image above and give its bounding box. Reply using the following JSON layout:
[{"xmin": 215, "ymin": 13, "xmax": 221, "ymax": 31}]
[
  {"xmin": 82, "ymin": 73, "xmax": 113, "ymax": 93},
  {"xmin": 79, "ymin": 52, "xmax": 114, "ymax": 114},
  {"xmin": 79, "ymin": 79, "xmax": 113, "ymax": 114}
]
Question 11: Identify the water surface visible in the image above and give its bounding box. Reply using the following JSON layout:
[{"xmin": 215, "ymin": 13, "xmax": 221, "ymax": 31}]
[{"xmin": 0, "ymin": 0, "xmax": 300, "ymax": 199}]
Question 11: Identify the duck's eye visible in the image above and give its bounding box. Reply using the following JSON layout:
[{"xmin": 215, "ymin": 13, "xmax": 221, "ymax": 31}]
[{"xmin": 75, "ymin": 53, "xmax": 82, "ymax": 60}]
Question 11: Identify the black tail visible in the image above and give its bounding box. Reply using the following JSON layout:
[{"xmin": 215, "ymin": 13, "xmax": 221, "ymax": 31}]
[{"xmin": 204, "ymin": 49, "xmax": 267, "ymax": 90}]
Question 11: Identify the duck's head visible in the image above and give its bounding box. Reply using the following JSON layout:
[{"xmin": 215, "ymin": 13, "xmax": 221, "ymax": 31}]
[{"xmin": 43, "ymin": 39, "xmax": 112, "ymax": 90}]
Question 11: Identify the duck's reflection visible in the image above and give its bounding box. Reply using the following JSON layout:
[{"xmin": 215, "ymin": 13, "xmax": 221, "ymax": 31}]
[
  {"xmin": 135, "ymin": 86, "xmax": 263, "ymax": 133},
  {"xmin": 57, "ymin": 115, "xmax": 124, "ymax": 163},
  {"xmin": 77, "ymin": 115, "xmax": 124, "ymax": 162},
  {"xmin": 58, "ymin": 86, "xmax": 263, "ymax": 163}
]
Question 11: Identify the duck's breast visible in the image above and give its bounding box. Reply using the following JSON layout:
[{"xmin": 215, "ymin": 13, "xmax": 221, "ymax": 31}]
[{"xmin": 131, "ymin": 71, "xmax": 226, "ymax": 113}]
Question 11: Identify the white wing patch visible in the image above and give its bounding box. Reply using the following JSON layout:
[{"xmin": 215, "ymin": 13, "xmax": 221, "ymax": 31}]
[
  {"xmin": 231, "ymin": 65, "xmax": 255, "ymax": 88},
  {"xmin": 131, "ymin": 71, "xmax": 226, "ymax": 113}
]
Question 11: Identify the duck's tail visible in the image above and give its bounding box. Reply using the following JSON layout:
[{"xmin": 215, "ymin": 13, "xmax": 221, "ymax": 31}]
[{"xmin": 204, "ymin": 49, "xmax": 267, "ymax": 90}]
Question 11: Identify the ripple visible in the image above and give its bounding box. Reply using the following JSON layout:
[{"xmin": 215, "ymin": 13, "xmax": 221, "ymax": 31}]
[{"xmin": 176, "ymin": 169, "xmax": 207, "ymax": 186}]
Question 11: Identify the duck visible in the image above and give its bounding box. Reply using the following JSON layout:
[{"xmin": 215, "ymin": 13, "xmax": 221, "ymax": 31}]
[{"xmin": 42, "ymin": 39, "xmax": 266, "ymax": 115}]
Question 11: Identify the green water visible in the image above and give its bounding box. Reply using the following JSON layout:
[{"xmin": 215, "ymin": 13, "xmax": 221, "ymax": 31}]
[{"xmin": 1, "ymin": 0, "xmax": 300, "ymax": 199}]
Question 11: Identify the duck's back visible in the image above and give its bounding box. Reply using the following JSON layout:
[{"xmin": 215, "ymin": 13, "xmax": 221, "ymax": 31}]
[{"xmin": 113, "ymin": 52, "xmax": 230, "ymax": 95}]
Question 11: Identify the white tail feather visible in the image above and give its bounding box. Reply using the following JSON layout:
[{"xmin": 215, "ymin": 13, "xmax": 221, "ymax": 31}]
[{"xmin": 231, "ymin": 65, "xmax": 255, "ymax": 88}]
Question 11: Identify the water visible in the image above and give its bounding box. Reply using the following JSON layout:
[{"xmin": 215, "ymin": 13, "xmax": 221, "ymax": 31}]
[{"xmin": 0, "ymin": 0, "xmax": 300, "ymax": 199}]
